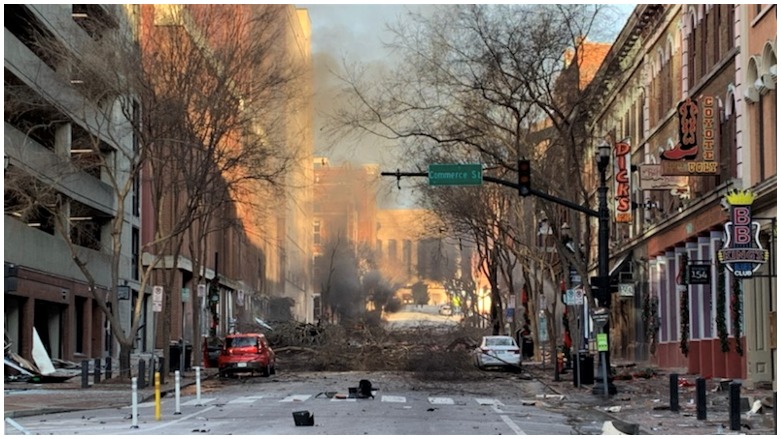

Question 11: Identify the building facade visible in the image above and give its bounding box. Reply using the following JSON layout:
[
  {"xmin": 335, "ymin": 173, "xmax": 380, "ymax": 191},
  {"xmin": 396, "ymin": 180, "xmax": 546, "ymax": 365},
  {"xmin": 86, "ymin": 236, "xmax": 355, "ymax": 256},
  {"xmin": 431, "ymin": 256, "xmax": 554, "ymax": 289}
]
[
  {"xmin": 5, "ymin": 4, "xmax": 143, "ymax": 362},
  {"xmin": 585, "ymin": 4, "xmax": 776, "ymax": 386}
]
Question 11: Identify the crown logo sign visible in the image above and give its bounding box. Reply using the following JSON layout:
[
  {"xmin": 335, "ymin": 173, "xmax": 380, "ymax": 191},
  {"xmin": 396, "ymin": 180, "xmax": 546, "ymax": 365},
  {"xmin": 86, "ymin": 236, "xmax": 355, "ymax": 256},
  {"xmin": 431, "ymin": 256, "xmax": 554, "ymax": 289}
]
[{"xmin": 724, "ymin": 189, "xmax": 755, "ymax": 206}]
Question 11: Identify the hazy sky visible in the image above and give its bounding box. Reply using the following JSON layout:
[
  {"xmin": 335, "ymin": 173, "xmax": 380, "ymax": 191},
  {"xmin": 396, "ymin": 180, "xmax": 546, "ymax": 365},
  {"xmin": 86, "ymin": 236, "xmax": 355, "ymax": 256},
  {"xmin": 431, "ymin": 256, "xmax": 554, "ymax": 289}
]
[{"xmin": 299, "ymin": 3, "xmax": 635, "ymax": 207}]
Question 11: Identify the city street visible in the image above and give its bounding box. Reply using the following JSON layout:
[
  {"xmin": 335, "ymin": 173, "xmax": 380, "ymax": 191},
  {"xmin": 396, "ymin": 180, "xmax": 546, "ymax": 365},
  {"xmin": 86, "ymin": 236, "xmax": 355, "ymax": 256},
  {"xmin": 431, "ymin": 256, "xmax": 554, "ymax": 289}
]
[{"xmin": 5, "ymin": 371, "xmax": 589, "ymax": 435}]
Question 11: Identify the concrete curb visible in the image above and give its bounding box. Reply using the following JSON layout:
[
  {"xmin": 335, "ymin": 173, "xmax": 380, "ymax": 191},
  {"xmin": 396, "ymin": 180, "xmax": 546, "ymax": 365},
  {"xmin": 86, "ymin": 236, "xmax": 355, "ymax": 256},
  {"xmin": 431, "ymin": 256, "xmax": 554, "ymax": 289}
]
[{"xmin": 4, "ymin": 372, "xmax": 219, "ymax": 419}]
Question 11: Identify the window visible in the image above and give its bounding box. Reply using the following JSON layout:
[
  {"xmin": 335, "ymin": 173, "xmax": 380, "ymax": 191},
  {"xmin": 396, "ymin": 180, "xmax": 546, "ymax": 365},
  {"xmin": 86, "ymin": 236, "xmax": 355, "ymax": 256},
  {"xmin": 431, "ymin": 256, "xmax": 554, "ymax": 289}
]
[
  {"xmin": 131, "ymin": 227, "xmax": 139, "ymax": 280},
  {"xmin": 688, "ymin": 13, "xmax": 697, "ymax": 87},
  {"xmin": 313, "ymin": 220, "xmax": 321, "ymax": 245}
]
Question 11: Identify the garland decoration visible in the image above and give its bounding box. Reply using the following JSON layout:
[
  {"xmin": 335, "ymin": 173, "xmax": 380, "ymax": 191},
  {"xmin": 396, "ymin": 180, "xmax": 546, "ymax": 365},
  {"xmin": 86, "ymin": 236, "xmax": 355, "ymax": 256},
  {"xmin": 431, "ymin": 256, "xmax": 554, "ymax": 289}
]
[
  {"xmin": 716, "ymin": 261, "xmax": 729, "ymax": 352},
  {"xmin": 680, "ymin": 288, "xmax": 689, "ymax": 356},
  {"xmin": 642, "ymin": 292, "xmax": 660, "ymax": 355},
  {"xmin": 679, "ymin": 254, "xmax": 689, "ymax": 356},
  {"xmin": 731, "ymin": 277, "xmax": 743, "ymax": 356}
]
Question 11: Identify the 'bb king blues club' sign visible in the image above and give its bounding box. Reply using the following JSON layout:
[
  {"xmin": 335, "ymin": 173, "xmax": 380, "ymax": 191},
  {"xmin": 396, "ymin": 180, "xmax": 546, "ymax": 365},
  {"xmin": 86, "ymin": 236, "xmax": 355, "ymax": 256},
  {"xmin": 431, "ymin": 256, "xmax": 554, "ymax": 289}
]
[
  {"xmin": 660, "ymin": 96, "xmax": 720, "ymax": 176},
  {"xmin": 717, "ymin": 190, "xmax": 769, "ymax": 277}
]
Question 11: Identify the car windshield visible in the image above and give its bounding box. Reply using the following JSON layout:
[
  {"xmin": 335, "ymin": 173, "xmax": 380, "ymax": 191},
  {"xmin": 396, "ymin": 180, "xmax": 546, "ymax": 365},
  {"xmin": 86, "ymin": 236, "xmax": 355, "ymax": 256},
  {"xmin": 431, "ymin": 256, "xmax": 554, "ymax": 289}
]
[
  {"xmin": 226, "ymin": 337, "xmax": 257, "ymax": 348},
  {"xmin": 486, "ymin": 337, "xmax": 514, "ymax": 346}
]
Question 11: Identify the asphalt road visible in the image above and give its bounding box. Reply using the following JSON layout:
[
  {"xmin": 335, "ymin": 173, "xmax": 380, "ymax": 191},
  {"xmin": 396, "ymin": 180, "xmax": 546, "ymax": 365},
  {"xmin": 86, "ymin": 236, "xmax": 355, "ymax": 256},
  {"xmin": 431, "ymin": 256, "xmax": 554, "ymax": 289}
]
[{"xmin": 4, "ymin": 371, "xmax": 579, "ymax": 435}]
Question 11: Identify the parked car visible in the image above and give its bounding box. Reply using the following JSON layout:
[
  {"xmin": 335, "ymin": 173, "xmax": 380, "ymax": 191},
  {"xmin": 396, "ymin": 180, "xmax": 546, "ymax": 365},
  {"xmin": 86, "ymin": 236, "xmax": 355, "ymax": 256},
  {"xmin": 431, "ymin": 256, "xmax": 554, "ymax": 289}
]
[
  {"xmin": 438, "ymin": 304, "xmax": 453, "ymax": 316},
  {"xmin": 473, "ymin": 335, "xmax": 521, "ymax": 370},
  {"xmin": 218, "ymin": 333, "xmax": 276, "ymax": 378}
]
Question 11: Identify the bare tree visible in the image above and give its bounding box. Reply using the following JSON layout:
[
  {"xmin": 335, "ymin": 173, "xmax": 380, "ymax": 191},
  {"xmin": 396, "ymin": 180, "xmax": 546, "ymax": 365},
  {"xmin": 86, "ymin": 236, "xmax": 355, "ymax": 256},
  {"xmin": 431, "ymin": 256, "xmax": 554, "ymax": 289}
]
[
  {"xmin": 5, "ymin": 5, "xmax": 306, "ymax": 377},
  {"xmin": 328, "ymin": 5, "xmax": 616, "ymax": 349}
]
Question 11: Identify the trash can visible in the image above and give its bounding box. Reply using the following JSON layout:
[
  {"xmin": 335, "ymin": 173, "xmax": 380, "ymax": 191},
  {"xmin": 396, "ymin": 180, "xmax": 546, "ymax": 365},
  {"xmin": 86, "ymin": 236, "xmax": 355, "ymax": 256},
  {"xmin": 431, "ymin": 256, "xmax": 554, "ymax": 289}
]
[
  {"xmin": 169, "ymin": 343, "xmax": 181, "ymax": 371},
  {"xmin": 169, "ymin": 342, "xmax": 193, "ymax": 371},
  {"xmin": 572, "ymin": 350, "xmax": 594, "ymax": 385}
]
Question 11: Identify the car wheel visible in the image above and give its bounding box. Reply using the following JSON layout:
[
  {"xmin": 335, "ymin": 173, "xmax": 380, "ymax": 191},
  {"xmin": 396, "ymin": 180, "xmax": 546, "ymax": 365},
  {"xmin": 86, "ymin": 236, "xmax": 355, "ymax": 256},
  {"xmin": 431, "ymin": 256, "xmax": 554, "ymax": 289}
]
[
  {"xmin": 260, "ymin": 364, "xmax": 271, "ymax": 377},
  {"xmin": 219, "ymin": 369, "xmax": 227, "ymax": 378}
]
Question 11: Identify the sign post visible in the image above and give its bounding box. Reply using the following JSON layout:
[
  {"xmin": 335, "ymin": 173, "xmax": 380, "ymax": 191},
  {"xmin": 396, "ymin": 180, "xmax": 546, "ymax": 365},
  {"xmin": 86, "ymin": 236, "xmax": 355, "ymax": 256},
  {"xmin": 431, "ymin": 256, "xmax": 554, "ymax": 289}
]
[{"xmin": 152, "ymin": 286, "xmax": 163, "ymax": 376}]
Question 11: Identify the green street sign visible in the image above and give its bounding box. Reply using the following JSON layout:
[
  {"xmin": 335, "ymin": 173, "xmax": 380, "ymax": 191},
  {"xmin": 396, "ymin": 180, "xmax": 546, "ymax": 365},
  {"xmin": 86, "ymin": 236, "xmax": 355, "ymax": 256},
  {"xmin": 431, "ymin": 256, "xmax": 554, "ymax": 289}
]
[
  {"xmin": 428, "ymin": 164, "xmax": 483, "ymax": 186},
  {"xmin": 597, "ymin": 333, "xmax": 608, "ymax": 352}
]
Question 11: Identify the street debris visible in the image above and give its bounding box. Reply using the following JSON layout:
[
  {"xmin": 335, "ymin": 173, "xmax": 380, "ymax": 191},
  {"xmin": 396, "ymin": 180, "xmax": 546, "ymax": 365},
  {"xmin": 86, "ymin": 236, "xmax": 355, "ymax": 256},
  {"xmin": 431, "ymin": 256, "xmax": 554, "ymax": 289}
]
[
  {"xmin": 604, "ymin": 405, "xmax": 622, "ymax": 413},
  {"xmin": 601, "ymin": 420, "xmax": 639, "ymax": 435}
]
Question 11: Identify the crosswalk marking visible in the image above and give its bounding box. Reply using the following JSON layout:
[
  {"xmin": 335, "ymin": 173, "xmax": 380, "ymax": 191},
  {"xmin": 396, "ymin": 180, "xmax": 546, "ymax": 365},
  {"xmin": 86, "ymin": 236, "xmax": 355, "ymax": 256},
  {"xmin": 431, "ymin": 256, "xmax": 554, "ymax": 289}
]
[
  {"xmin": 475, "ymin": 398, "xmax": 504, "ymax": 406},
  {"xmin": 228, "ymin": 396, "xmax": 264, "ymax": 404},
  {"xmin": 428, "ymin": 397, "xmax": 454, "ymax": 405},
  {"xmin": 280, "ymin": 394, "xmax": 312, "ymax": 402},
  {"xmin": 128, "ymin": 394, "xmax": 508, "ymax": 409},
  {"xmin": 182, "ymin": 397, "xmax": 216, "ymax": 406}
]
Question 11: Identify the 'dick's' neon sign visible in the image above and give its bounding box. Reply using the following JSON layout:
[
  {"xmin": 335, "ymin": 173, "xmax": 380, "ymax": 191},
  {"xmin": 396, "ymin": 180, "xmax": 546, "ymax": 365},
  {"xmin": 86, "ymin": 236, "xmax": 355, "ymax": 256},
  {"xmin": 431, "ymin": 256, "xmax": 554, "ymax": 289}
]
[{"xmin": 614, "ymin": 141, "xmax": 631, "ymax": 223}]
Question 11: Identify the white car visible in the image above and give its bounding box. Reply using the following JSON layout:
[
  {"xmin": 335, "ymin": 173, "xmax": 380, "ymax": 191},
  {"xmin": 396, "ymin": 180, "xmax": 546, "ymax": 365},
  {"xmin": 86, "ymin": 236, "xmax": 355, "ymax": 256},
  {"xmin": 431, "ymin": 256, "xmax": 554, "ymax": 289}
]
[{"xmin": 474, "ymin": 335, "xmax": 521, "ymax": 370}]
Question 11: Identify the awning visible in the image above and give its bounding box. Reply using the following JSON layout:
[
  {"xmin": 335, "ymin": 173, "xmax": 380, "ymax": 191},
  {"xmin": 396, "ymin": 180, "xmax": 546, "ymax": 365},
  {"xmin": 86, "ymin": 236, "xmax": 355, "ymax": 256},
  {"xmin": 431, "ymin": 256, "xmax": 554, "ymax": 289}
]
[{"xmin": 609, "ymin": 252, "xmax": 633, "ymax": 279}]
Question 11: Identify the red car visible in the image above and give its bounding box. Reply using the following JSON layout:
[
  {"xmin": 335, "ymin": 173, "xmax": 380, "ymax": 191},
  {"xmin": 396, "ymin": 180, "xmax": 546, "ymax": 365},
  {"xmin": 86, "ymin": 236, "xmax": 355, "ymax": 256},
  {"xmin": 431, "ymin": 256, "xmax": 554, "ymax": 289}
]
[{"xmin": 218, "ymin": 333, "xmax": 276, "ymax": 378}]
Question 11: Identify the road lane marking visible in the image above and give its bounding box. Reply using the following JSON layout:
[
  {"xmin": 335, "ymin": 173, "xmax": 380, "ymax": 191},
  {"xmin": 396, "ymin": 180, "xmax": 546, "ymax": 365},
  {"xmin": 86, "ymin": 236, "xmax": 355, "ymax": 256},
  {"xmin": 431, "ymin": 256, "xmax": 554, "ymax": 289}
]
[
  {"xmin": 127, "ymin": 406, "xmax": 215, "ymax": 434},
  {"xmin": 500, "ymin": 414, "xmax": 527, "ymax": 435},
  {"xmin": 381, "ymin": 395, "xmax": 406, "ymax": 403},
  {"xmin": 428, "ymin": 397, "xmax": 454, "ymax": 405},
  {"xmin": 280, "ymin": 394, "xmax": 311, "ymax": 402}
]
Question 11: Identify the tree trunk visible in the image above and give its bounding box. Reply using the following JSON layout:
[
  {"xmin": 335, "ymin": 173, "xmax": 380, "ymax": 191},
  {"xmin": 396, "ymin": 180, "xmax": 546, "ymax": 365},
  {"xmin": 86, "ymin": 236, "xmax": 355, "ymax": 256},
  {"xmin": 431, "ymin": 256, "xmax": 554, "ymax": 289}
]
[{"xmin": 118, "ymin": 340, "xmax": 133, "ymax": 378}]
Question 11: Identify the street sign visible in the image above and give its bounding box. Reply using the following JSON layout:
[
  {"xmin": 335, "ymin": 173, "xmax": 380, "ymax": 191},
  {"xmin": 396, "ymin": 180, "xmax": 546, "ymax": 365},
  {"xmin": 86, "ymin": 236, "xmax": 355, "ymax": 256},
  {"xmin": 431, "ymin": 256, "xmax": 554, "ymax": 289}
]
[
  {"xmin": 597, "ymin": 333, "xmax": 608, "ymax": 352},
  {"xmin": 574, "ymin": 288, "xmax": 586, "ymax": 305},
  {"xmin": 428, "ymin": 164, "xmax": 482, "ymax": 186},
  {"xmin": 152, "ymin": 286, "xmax": 163, "ymax": 312},
  {"xmin": 197, "ymin": 284, "xmax": 206, "ymax": 298},
  {"xmin": 565, "ymin": 289, "xmax": 575, "ymax": 305},
  {"xmin": 181, "ymin": 287, "xmax": 190, "ymax": 303}
]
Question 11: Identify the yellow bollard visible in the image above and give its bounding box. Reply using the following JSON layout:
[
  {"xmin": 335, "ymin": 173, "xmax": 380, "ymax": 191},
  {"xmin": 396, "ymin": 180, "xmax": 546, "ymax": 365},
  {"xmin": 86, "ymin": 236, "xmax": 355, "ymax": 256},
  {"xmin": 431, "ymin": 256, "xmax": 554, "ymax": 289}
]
[{"xmin": 154, "ymin": 371, "xmax": 161, "ymax": 420}]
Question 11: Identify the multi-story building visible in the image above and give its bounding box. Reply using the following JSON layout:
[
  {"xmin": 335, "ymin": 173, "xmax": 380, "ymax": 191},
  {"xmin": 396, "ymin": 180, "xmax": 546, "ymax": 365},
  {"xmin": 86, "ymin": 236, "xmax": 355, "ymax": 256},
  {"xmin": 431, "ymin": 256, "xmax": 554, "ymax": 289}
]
[
  {"xmin": 5, "ymin": 5, "xmax": 143, "ymax": 361},
  {"xmin": 585, "ymin": 4, "xmax": 776, "ymax": 385},
  {"xmin": 138, "ymin": 4, "xmax": 314, "ymax": 352}
]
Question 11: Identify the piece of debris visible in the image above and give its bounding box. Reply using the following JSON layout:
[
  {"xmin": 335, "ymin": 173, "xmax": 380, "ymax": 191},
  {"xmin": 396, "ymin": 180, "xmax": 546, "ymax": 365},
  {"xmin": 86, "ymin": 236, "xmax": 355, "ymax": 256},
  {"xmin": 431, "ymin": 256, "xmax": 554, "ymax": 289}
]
[
  {"xmin": 748, "ymin": 399, "xmax": 763, "ymax": 414},
  {"xmin": 605, "ymin": 406, "xmax": 622, "ymax": 413},
  {"xmin": 520, "ymin": 400, "xmax": 536, "ymax": 406},
  {"xmin": 426, "ymin": 408, "xmax": 437, "ymax": 412},
  {"xmin": 601, "ymin": 420, "xmax": 639, "ymax": 435},
  {"xmin": 292, "ymin": 410, "xmax": 314, "ymax": 427}
]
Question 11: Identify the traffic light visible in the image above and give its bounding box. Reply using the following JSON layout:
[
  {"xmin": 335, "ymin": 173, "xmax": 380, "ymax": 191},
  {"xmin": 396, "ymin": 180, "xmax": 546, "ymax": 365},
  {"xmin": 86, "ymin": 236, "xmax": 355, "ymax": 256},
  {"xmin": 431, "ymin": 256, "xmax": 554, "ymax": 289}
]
[{"xmin": 518, "ymin": 159, "xmax": 531, "ymax": 196}]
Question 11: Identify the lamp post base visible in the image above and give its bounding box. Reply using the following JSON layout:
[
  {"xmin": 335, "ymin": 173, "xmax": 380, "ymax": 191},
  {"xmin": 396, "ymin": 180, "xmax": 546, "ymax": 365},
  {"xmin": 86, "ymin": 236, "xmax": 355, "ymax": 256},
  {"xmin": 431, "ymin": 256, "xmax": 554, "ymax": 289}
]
[{"xmin": 592, "ymin": 379, "xmax": 618, "ymax": 396}]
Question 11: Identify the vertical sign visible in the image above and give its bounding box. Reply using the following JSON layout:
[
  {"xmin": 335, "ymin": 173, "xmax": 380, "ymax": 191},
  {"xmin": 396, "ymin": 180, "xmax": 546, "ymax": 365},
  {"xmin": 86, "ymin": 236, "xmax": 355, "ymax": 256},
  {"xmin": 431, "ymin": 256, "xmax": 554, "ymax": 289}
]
[
  {"xmin": 181, "ymin": 287, "xmax": 190, "ymax": 303},
  {"xmin": 237, "ymin": 290, "xmax": 245, "ymax": 307},
  {"xmin": 614, "ymin": 140, "xmax": 632, "ymax": 223},
  {"xmin": 152, "ymin": 286, "xmax": 163, "ymax": 312},
  {"xmin": 197, "ymin": 284, "xmax": 206, "ymax": 298},
  {"xmin": 661, "ymin": 96, "xmax": 719, "ymax": 175},
  {"xmin": 717, "ymin": 190, "xmax": 768, "ymax": 277}
]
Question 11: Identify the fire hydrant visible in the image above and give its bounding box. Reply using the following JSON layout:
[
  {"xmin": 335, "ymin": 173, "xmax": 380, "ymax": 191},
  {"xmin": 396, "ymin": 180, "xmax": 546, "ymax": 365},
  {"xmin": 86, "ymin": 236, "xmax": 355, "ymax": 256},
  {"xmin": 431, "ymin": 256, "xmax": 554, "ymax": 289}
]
[{"xmin": 557, "ymin": 351, "xmax": 565, "ymax": 373}]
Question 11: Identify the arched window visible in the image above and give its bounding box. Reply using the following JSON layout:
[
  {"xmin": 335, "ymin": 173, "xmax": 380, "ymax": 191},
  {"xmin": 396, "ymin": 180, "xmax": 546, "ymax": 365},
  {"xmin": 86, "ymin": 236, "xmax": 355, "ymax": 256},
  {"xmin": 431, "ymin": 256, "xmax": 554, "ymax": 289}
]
[{"xmin": 687, "ymin": 11, "xmax": 697, "ymax": 88}]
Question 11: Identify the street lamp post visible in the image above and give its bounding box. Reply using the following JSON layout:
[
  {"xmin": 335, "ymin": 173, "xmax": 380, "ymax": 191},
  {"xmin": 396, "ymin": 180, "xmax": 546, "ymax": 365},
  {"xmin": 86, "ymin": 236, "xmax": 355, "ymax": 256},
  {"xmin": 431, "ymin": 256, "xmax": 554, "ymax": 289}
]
[{"xmin": 593, "ymin": 140, "xmax": 616, "ymax": 395}]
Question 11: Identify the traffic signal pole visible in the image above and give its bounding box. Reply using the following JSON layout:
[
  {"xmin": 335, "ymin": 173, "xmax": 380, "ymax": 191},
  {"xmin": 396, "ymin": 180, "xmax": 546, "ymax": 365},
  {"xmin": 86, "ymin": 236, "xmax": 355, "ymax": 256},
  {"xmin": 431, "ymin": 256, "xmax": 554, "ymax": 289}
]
[{"xmin": 383, "ymin": 158, "xmax": 615, "ymax": 396}]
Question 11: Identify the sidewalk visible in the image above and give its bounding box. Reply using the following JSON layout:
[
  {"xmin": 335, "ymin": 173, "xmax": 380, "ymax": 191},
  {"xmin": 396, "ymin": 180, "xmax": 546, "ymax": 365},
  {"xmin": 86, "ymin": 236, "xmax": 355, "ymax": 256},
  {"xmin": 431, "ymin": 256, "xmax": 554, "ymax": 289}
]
[
  {"xmin": 525, "ymin": 362, "xmax": 777, "ymax": 435},
  {"xmin": 3, "ymin": 368, "xmax": 219, "ymax": 419}
]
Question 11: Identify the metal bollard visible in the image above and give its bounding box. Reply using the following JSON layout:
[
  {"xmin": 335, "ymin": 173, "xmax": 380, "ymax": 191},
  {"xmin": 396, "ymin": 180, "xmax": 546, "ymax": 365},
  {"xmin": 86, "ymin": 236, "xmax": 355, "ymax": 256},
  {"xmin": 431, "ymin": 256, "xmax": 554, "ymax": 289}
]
[
  {"xmin": 729, "ymin": 381, "xmax": 741, "ymax": 431},
  {"xmin": 93, "ymin": 358, "xmax": 101, "ymax": 384},
  {"xmin": 696, "ymin": 377, "xmax": 706, "ymax": 420},
  {"xmin": 195, "ymin": 366, "xmax": 202, "ymax": 406},
  {"xmin": 669, "ymin": 373, "xmax": 679, "ymax": 413},
  {"xmin": 105, "ymin": 357, "xmax": 112, "ymax": 380},
  {"xmin": 154, "ymin": 372, "xmax": 161, "ymax": 421},
  {"xmin": 174, "ymin": 370, "xmax": 182, "ymax": 415},
  {"xmin": 81, "ymin": 360, "xmax": 90, "ymax": 388},
  {"xmin": 138, "ymin": 359, "xmax": 146, "ymax": 389},
  {"xmin": 130, "ymin": 377, "xmax": 139, "ymax": 429}
]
